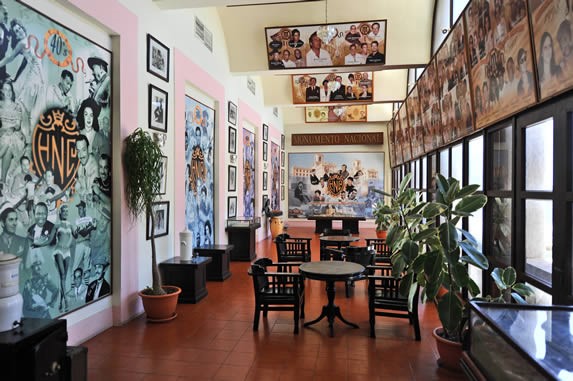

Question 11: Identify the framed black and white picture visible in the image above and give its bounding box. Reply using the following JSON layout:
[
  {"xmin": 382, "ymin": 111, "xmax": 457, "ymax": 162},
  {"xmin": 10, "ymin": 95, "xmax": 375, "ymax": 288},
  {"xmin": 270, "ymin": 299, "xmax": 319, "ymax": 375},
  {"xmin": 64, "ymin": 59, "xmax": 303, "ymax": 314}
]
[
  {"xmin": 281, "ymin": 169, "xmax": 285, "ymax": 184},
  {"xmin": 146, "ymin": 201, "xmax": 170, "ymax": 240},
  {"xmin": 281, "ymin": 134, "xmax": 285, "ymax": 150},
  {"xmin": 262, "ymin": 124, "xmax": 269, "ymax": 141},
  {"xmin": 156, "ymin": 155, "xmax": 168, "ymax": 195},
  {"xmin": 227, "ymin": 196, "xmax": 237, "ymax": 218},
  {"xmin": 281, "ymin": 186, "xmax": 285, "ymax": 201},
  {"xmin": 228, "ymin": 126, "xmax": 236, "ymax": 154},
  {"xmin": 262, "ymin": 194, "xmax": 268, "ymax": 209},
  {"xmin": 228, "ymin": 165, "xmax": 236, "ymax": 192},
  {"xmin": 263, "ymin": 141, "xmax": 268, "ymax": 161},
  {"xmin": 263, "ymin": 171, "xmax": 268, "ymax": 191},
  {"xmin": 281, "ymin": 151, "xmax": 285, "ymax": 168},
  {"xmin": 148, "ymin": 84, "xmax": 168, "ymax": 133},
  {"xmin": 146, "ymin": 34, "xmax": 170, "ymax": 82},
  {"xmin": 228, "ymin": 101, "xmax": 237, "ymax": 126}
]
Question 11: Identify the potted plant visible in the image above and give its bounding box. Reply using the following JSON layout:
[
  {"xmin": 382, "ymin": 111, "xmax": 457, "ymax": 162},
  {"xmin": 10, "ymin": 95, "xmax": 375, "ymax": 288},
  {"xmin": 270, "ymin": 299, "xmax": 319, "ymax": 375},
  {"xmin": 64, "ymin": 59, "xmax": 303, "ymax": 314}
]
[
  {"xmin": 123, "ymin": 128, "xmax": 180, "ymax": 321},
  {"xmin": 383, "ymin": 173, "xmax": 532, "ymax": 369},
  {"xmin": 372, "ymin": 199, "xmax": 396, "ymax": 239}
]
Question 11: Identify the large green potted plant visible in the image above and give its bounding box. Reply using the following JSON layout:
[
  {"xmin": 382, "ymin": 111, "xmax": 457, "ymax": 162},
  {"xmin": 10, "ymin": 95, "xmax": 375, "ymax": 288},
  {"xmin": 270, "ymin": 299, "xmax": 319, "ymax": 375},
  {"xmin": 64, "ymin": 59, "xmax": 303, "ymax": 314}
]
[
  {"xmin": 123, "ymin": 128, "xmax": 180, "ymax": 321},
  {"xmin": 383, "ymin": 173, "xmax": 532, "ymax": 369},
  {"xmin": 372, "ymin": 199, "xmax": 397, "ymax": 239}
]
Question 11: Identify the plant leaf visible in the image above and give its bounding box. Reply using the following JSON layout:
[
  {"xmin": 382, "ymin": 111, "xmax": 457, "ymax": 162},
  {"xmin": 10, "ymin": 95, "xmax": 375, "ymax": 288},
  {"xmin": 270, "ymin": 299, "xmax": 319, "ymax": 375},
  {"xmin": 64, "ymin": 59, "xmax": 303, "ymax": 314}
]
[
  {"xmin": 423, "ymin": 202, "xmax": 447, "ymax": 219},
  {"xmin": 402, "ymin": 240, "xmax": 420, "ymax": 263},
  {"xmin": 399, "ymin": 173, "xmax": 413, "ymax": 194},
  {"xmin": 412, "ymin": 228, "xmax": 438, "ymax": 242},
  {"xmin": 468, "ymin": 278, "xmax": 481, "ymax": 297},
  {"xmin": 455, "ymin": 194, "xmax": 487, "ymax": 214},
  {"xmin": 511, "ymin": 292, "xmax": 528, "ymax": 304},
  {"xmin": 459, "ymin": 241, "xmax": 489, "ymax": 269},
  {"xmin": 502, "ymin": 267, "xmax": 517, "ymax": 287},
  {"xmin": 491, "ymin": 268, "xmax": 506, "ymax": 291},
  {"xmin": 436, "ymin": 174, "xmax": 449, "ymax": 197},
  {"xmin": 512, "ymin": 283, "xmax": 535, "ymax": 297},
  {"xmin": 437, "ymin": 291, "xmax": 463, "ymax": 338},
  {"xmin": 460, "ymin": 228, "xmax": 478, "ymax": 246},
  {"xmin": 452, "ymin": 262, "xmax": 469, "ymax": 287},
  {"xmin": 439, "ymin": 221, "xmax": 458, "ymax": 254},
  {"xmin": 457, "ymin": 184, "xmax": 480, "ymax": 199}
]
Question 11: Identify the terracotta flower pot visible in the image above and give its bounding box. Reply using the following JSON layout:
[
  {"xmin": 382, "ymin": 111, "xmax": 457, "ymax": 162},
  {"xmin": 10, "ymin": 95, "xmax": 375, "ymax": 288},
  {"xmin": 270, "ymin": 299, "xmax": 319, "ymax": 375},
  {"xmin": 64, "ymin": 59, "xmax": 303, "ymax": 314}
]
[
  {"xmin": 139, "ymin": 285, "xmax": 181, "ymax": 322},
  {"xmin": 432, "ymin": 327, "xmax": 463, "ymax": 371},
  {"xmin": 376, "ymin": 230, "xmax": 387, "ymax": 239}
]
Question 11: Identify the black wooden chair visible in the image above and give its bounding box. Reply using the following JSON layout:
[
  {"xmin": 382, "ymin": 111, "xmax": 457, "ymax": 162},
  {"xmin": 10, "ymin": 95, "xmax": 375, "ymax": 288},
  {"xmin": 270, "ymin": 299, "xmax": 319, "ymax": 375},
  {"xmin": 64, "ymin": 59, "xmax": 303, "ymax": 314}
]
[
  {"xmin": 343, "ymin": 246, "xmax": 375, "ymax": 297},
  {"xmin": 319, "ymin": 228, "xmax": 352, "ymax": 260},
  {"xmin": 366, "ymin": 238, "xmax": 392, "ymax": 264},
  {"xmin": 274, "ymin": 233, "xmax": 312, "ymax": 262},
  {"xmin": 368, "ymin": 265, "xmax": 421, "ymax": 340},
  {"xmin": 248, "ymin": 258, "xmax": 305, "ymax": 334}
]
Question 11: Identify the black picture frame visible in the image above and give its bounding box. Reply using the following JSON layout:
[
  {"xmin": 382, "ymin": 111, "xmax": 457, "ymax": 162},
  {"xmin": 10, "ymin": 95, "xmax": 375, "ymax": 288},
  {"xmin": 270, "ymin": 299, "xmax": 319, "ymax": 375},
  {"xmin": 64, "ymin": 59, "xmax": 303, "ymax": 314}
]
[
  {"xmin": 281, "ymin": 185, "xmax": 285, "ymax": 201},
  {"xmin": 227, "ymin": 196, "xmax": 237, "ymax": 218},
  {"xmin": 228, "ymin": 126, "xmax": 236, "ymax": 154},
  {"xmin": 148, "ymin": 84, "xmax": 168, "ymax": 133},
  {"xmin": 262, "ymin": 194, "xmax": 268, "ymax": 209},
  {"xmin": 155, "ymin": 155, "xmax": 168, "ymax": 195},
  {"xmin": 263, "ymin": 171, "xmax": 268, "ymax": 191},
  {"xmin": 146, "ymin": 34, "xmax": 170, "ymax": 82},
  {"xmin": 263, "ymin": 141, "xmax": 268, "ymax": 161},
  {"xmin": 281, "ymin": 169, "xmax": 285, "ymax": 185},
  {"xmin": 281, "ymin": 134, "xmax": 285, "ymax": 150},
  {"xmin": 263, "ymin": 124, "xmax": 269, "ymax": 141},
  {"xmin": 281, "ymin": 151, "xmax": 285, "ymax": 167},
  {"xmin": 228, "ymin": 165, "xmax": 236, "ymax": 192},
  {"xmin": 146, "ymin": 201, "xmax": 170, "ymax": 240},
  {"xmin": 228, "ymin": 101, "xmax": 237, "ymax": 126}
]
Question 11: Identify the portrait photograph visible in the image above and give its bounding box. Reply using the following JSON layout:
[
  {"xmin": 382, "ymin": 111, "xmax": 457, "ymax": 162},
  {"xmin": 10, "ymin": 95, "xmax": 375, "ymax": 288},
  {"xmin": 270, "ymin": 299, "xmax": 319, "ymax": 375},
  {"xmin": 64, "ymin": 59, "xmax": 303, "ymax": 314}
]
[
  {"xmin": 406, "ymin": 85, "xmax": 425, "ymax": 159},
  {"xmin": 156, "ymin": 155, "xmax": 168, "ymax": 195},
  {"xmin": 263, "ymin": 123, "xmax": 269, "ymax": 141},
  {"xmin": 417, "ymin": 59, "xmax": 444, "ymax": 152},
  {"xmin": 263, "ymin": 194, "xmax": 269, "ymax": 209},
  {"xmin": 228, "ymin": 126, "xmax": 237, "ymax": 154},
  {"xmin": 147, "ymin": 34, "xmax": 170, "ymax": 82},
  {"xmin": 398, "ymin": 105, "xmax": 412, "ymax": 162},
  {"xmin": 263, "ymin": 141, "xmax": 268, "ymax": 161},
  {"xmin": 265, "ymin": 20, "xmax": 387, "ymax": 70},
  {"xmin": 228, "ymin": 101, "xmax": 237, "ymax": 125},
  {"xmin": 263, "ymin": 171, "xmax": 268, "ymax": 191},
  {"xmin": 292, "ymin": 72, "xmax": 374, "ymax": 104},
  {"xmin": 148, "ymin": 84, "xmax": 168, "ymax": 133},
  {"xmin": 243, "ymin": 129, "xmax": 256, "ymax": 218},
  {"xmin": 305, "ymin": 105, "xmax": 367, "ymax": 123},
  {"xmin": 281, "ymin": 151, "xmax": 285, "ymax": 167},
  {"xmin": 227, "ymin": 196, "xmax": 237, "ymax": 218},
  {"xmin": 271, "ymin": 142, "xmax": 281, "ymax": 211},
  {"xmin": 228, "ymin": 165, "xmax": 237, "ymax": 192},
  {"xmin": 147, "ymin": 201, "xmax": 170, "ymax": 240},
  {"xmin": 281, "ymin": 134, "xmax": 285, "ymax": 150}
]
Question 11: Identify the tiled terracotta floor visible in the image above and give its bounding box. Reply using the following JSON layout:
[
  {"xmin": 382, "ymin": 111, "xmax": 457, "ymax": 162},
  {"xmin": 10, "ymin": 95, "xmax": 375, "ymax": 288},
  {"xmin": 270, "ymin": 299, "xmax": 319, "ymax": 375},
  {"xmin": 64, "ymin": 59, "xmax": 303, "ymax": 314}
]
[{"xmin": 83, "ymin": 226, "xmax": 465, "ymax": 380}]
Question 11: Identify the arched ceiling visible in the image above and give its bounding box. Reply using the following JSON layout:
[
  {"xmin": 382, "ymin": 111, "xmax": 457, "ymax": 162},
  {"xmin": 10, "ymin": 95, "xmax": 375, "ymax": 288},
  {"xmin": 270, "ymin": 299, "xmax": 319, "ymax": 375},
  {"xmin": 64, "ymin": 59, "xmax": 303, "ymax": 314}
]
[{"xmin": 153, "ymin": 0, "xmax": 435, "ymax": 121}]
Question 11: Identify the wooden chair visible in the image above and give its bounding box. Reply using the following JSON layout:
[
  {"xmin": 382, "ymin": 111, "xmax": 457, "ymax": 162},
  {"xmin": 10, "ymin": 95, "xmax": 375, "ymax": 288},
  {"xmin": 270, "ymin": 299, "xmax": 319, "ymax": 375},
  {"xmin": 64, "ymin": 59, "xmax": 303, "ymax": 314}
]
[
  {"xmin": 366, "ymin": 238, "xmax": 392, "ymax": 264},
  {"xmin": 343, "ymin": 246, "xmax": 375, "ymax": 297},
  {"xmin": 248, "ymin": 258, "xmax": 305, "ymax": 334},
  {"xmin": 368, "ymin": 265, "xmax": 421, "ymax": 340},
  {"xmin": 319, "ymin": 228, "xmax": 352, "ymax": 260},
  {"xmin": 274, "ymin": 234, "xmax": 312, "ymax": 262}
]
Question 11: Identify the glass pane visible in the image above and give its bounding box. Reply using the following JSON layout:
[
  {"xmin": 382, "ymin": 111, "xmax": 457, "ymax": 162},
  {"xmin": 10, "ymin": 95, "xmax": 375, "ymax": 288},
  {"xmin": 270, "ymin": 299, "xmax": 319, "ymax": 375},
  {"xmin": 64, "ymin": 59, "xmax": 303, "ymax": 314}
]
[
  {"xmin": 468, "ymin": 264, "xmax": 483, "ymax": 297},
  {"xmin": 468, "ymin": 135, "xmax": 484, "ymax": 190},
  {"xmin": 525, "ymin": 118, "xmax": 553, "ymax": 192},
  {"xmin": 468, "ymin": 208, "xmax": 483, "ymax": 251},
  {"xmin": 524, "ymin": 283, "xmax": 552, "ymax": 305},
  {"xmin": 452, "ymin": 0, "xmax": 470, "ymax": 22},
  {"xmin": 490, "ymin": 197, "xmax": 511, "ymax": 265},
  {"xmin": 491, "ymin": 126, "xmax": 512, "ymax": 191},
  {"xmin": 412, "ymin": 160, "xmax": 418, "ymax": 189},
  {"xmin": 525, "ymin": 199, "xmax": 552, "ymax": 285},
  {"xmin": 451, "ymin": 143, "xmax": 463, "ymax": 181},
  {"xmin": 422, "ymin": 156, "xmax": 427, "ymax": 189},
  {"xmin": 440, "ymin": 148, "xmax": 449, "ymax": 177},
  {"xmin": 433, "ymin": 0, "xmax": 450, "ymax": 55}
]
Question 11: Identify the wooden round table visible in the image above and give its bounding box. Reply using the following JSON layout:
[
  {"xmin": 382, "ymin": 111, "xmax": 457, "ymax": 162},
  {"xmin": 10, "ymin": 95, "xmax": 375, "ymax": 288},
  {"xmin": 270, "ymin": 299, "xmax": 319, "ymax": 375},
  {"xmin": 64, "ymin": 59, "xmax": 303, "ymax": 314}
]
[{"xmin": 299, "ymin": 261, "xmax": 365, "ymax": 337}]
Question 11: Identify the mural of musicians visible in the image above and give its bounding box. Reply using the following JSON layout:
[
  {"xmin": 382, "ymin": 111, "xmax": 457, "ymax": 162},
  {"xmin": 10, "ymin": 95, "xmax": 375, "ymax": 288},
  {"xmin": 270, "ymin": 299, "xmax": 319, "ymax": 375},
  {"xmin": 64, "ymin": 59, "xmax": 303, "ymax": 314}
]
[{"xmin": 0, "ymin": 0, "xmax": 112, "ymax": 318}]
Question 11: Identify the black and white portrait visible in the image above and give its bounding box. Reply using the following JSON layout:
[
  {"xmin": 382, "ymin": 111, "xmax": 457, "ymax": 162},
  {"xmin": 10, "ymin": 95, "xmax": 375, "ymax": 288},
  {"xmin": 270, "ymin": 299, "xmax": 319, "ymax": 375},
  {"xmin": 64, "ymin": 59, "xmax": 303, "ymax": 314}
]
[
  {"xmin": 147, "ymin": 34, "xmax": 170, "ymax": 82},
  {"xmin": 149, "ymin": 84, "xmax": 168, "ymax": 132}
]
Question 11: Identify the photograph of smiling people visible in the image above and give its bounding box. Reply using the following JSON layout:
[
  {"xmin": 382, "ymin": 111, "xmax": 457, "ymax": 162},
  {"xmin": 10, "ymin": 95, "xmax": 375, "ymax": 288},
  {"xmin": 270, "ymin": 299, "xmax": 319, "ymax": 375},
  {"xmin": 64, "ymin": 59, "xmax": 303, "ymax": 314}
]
[
  {"xmin": 265, "ymin": 20, "xmax": 386, "ymax": 69},
  {"xmin": 291, "ymin": 72, "xmax": 374, "ymax": 104}
]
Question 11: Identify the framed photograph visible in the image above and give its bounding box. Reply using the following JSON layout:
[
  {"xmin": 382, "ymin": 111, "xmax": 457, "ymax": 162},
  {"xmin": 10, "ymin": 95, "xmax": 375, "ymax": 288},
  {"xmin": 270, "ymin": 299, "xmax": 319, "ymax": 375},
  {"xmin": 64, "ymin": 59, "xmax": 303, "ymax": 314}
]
[
  {"xmin": 305, "ymin": 105, "xmax": 368, "ymax": 123},
  {"xmin": 263, "ymin": 194, "xmax": 268, "ymax": 209},
  {"xmin": 227, "ymin": 196, "xmax": 237, "ymax": 218},
  {"xmin": 292, "ymin": 72, "xmax": 374, "ymax": 104},
  {"xmin": 228, "ymin": 165, "xmax": 236, "ymax": 192},
  {"xmin": 263, "ymin": 141, "xmax": 268, "ymax": 161},
  {"xmin": 228, "ymin": 101, "xmax": 237, "ymax": 125},
  {"xmin": 281, "ymin": 169, "xmax": 285, "ymax": 184},
  {"xmin": 155, "ymin": 156, "xmax": 168, "ymax": 195},
  {"xmin": 228, "ymin": 126, "xmax": 237, "ymax": 154},
  {"xmin": 148, "ymin": 84, "xmax": 168, "ymax": 133},
  {"xmin": 281, "ymin": 134, "xmax": 285, "ymax": 150},
  {"xmin": 281, "ymin": 151, "xmax": 285, "ymax": 167},
  {"xmin": 263, "ymin": 171, "xmax": 268, "ymax": 191},
  {"xmin": 146, "ymin": 201, "xmax": 170, "ymax": 240},
  {"xmin": 146, "ymin": 34, "xmax": 170, "ymax": 82},
  {"xmin": 263, "ymin": 124, "xmax": 269, "ymax": 141},
  {"xmin": 281, "ymin": 185, "xmax": 285, "ymax": 201}
]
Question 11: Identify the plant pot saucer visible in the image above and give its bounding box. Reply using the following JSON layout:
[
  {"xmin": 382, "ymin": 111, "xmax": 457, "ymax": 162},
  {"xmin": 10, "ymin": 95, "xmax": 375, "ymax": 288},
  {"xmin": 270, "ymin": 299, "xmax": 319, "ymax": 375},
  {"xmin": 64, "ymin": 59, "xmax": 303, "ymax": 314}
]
[{"xmin": 147, "ymin": 312, "xmax": 177, "ymax": 323}]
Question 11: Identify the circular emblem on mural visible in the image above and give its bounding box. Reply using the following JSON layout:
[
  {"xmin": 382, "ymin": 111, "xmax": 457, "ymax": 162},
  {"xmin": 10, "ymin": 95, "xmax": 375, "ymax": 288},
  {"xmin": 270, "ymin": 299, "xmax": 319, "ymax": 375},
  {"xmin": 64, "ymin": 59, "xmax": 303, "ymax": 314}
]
[{"xmin": 44, "ymin": 29, "xmax": 73, "ymax": 68}]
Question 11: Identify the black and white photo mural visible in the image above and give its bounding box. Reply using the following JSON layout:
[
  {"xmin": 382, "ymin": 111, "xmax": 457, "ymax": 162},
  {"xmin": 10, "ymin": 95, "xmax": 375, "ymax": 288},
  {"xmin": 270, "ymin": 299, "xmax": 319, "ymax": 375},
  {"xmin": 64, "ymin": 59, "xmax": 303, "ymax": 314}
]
[{"xmin": 0, "ymin": 0, "xmax": 112, "ymax": 317}]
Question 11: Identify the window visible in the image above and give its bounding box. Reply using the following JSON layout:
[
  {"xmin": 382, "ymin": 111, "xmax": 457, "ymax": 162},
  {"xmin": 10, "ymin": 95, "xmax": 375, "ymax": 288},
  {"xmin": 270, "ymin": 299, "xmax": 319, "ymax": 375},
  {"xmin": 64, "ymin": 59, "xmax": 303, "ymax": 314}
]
[
  {"xmin": 491, "ymin": 126, "xmax": 512, "ymax": 191},
  {"xmin": 525, "ymin": 199, "xmax": 553, "ymax": 284},
  {"xmin": 452, "ymin": 0, "xmax": 470, "ymax": 23},
  {"xmin": 451, "ymin": 143, "xmax": 463, "ymax": 181},
  {"xmin": 433, "ymin": 0, "xmax": 450, "ymax": 55},
  {"xmin": 468, "ymin": 135, "xmax": 484, "ymax": 190},
  {"xmin": 490, "ymin": 197, "xmax": 512, "ymax": 265},
  {"xmin": 525, "ymin": 118, "xmax": 553, "ymax": 192},
  {"xmin": 439, "ymin": 148, "xmax": 449, "ymax": 177}
]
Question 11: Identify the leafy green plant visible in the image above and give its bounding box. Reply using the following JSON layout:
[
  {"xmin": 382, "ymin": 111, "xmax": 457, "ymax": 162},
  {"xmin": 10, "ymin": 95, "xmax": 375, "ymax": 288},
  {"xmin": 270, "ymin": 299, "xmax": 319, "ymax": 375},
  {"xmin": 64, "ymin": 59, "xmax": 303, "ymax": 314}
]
[
  {"xmin": 123, "ymin": 128, "xmax": 165, "ymax": 295},
  {"xmin": 478, "ymin": 266, "xmax": 533, "ymax": 304},
  {"xmin": 372, "ymin": 200, "xmax": 398, "ymax": 231}
]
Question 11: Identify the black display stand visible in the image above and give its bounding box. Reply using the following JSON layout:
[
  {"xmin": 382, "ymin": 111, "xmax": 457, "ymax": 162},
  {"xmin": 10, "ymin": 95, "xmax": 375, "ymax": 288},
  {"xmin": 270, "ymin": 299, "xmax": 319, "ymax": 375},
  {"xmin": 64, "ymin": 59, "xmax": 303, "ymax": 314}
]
[
  {"xmin": 194, "ymin": 244, "xmax": 233, "ymax": 281},
  {"xmin": 0, "ymin": 318, "xmax": 68, "ymax": 381},
  {"xmin": 159, "ymin": 256, "xmax": 212, "ymax": 303},
  {"xmin": 226, "ymin": 222, "xmax": 260, "ymax": 261}
]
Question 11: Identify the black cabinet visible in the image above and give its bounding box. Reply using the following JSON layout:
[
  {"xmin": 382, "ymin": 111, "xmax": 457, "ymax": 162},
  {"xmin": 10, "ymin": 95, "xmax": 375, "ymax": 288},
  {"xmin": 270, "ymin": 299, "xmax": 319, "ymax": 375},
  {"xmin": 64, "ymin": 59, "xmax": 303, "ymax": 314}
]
[
  {"xmin": 159, "ymin": 256, "xmax": 212, "ymax": 303},
  {"xmin": 226, "ymin": 219, "xmax": 260, "ymax": 261},
  {"xmin": 0, "ymin": 318, "xmax": 67, "ymax": 381},
  {"xmin": 194, "ymin": 244, "xmax": 233, "ymax": 281}
]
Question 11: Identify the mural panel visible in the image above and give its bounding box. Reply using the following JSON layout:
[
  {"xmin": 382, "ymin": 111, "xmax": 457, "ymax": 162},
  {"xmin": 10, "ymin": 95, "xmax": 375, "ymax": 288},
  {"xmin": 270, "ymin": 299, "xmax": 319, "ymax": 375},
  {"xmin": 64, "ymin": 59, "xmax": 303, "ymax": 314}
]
[
  {"xmin": 270, "ymin": 142, "xmax": 280, "ymax": 211},
  {"xmin": 243, "ymin": 128, "xmax": 255, "ymax": 217},
  {"xmin": 185, "ymin": 96, "xmax": 215, "ymax": 249}
]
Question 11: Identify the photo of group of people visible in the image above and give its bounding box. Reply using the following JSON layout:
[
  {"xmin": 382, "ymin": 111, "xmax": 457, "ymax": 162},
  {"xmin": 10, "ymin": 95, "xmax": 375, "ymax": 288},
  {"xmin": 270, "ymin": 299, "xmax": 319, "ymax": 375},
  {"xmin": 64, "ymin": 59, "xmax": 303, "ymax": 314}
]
[
  {"xmin": 185, "ymin": 97, "xmax": 215, "ymax": 251},
  {"xmin": 292, "ymin": 72, "xmax": 374, "ymax": 104},
  {"xmin": 406, "ymin": 86, "xmax": 425, "ymax": 158},
  {"xmin": 397, "ymin": 106, "xmax": 412, "ymax": 162},
  {"xmin": 243, "ymin": 129, "xmax": 255, "ymax": 218},
  {"xmin": 417, "ymin": 60, "xmax": 444, "ymax": 152},
  {"xmin": 266, "ymin": 20, "xmax": 386, "ymax": 70},
  {"xmin": 466, "ymin": 0, "xmax": 536, "ymax": 129},
  {"xmin": 530, "ymin": 0, "xmax": 573, "ymax": 100},
  {"xmin": 0, "ymin": 0, "xmax": 112, "ymax": 318},
  {"xmin": 287, "ymin": 153, "xmax": 384, "ymax": 219},
  {"xmin": 305, "ymin": 105, "xmax": 367, "ymax": 123}
]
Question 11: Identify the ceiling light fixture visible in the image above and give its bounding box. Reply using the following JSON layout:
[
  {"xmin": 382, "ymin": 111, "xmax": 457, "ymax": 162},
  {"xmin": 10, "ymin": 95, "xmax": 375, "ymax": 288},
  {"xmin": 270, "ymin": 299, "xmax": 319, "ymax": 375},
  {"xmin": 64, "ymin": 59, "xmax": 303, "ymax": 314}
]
[{"xmin": 316, "ymin": 0, "xmax": 337, "ymax": 43}]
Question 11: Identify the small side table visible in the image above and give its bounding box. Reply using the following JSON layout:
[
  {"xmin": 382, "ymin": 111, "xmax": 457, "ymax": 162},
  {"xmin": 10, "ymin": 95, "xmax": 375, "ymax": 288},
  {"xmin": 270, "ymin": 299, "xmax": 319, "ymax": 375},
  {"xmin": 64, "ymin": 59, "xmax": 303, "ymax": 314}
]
[
  {"xmin": 159, "ymin": 256, "xmax": 212, "ymax": 303},
  {"xmin": 194, "ymin": 245, "xmax": 233, "ymax": 281}
]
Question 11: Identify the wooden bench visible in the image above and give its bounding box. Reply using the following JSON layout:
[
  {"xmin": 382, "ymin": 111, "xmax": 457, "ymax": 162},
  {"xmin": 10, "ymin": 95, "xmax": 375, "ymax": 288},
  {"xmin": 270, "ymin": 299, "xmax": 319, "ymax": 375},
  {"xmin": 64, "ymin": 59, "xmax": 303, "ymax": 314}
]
[{"xmin": 307, "ymin": 215, "xmax": 366, "ymax": 234}]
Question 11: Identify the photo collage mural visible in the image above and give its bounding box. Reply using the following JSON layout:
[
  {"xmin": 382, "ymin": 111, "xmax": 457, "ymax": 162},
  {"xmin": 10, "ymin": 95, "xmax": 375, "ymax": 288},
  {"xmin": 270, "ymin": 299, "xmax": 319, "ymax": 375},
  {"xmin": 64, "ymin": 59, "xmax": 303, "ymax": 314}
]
[{"xmin": 0, "ymin": 0, "xmax": 112, "ymax": 318}]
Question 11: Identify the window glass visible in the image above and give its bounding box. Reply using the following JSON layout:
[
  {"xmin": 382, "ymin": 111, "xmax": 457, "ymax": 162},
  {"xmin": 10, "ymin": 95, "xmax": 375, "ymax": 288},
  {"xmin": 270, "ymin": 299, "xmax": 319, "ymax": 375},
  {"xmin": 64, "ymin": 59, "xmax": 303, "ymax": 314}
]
[
  {"xmin": 433, "ymin": 0, "xmax": 450, "ymax": 55},
  {"xmin": 468, "ymin": 264, "xmax": 483, "ymax": 297},
  {"xmin": 451, "ymin": 143, "xmax": 463, "ymax": 181},
  {"xmin": 525, "ymin": 199, "xmax": 552, "ymax": 285},
  {"xmin": 491, "ymin": 126, "xmax": 512, "ymax": 191},
  {"xmin": 452, "ymin": 0, "xmax": 470, "ymax": 22},
  {"xmin": 429, "ymin": 154, "xmax": 437, "ymax": 200},
  {"xmin": 524, "ymin": 283, "xmax": 552, "ymax": 305},
  {"xmin": 468, "ymin": 208, "xmax": 483, "ymax": 251},
  {"xmin": 422, "ymin": 156, "xmax": 428, "ymax": 189},
  {"xmin": 408, "ymin": 68, "xmax": 416, "ymax": 94},
  {"xmin": 440, "ymin": 148, "xmax": 449, "ymax": 177},
  {"xmin": 525, "ymin": 118, "xmax": 553, "ymax": 192},
  {"xmin": 412, "ymin": 160, "xmax": 418, "ymax": 189},
  {"xmin": 491, "ymin": 197, "xmax": 511, "ymax": 265},
  {"xmin": 468, "ymin": 135, "xmax": 484, "ymax": 190}
]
